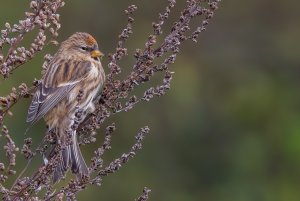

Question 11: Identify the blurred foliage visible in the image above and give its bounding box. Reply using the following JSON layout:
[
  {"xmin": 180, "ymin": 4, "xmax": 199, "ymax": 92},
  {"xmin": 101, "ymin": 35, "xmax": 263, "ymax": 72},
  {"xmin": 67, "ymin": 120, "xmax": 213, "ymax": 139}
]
[{"xmin": 1, "ymin": 0, "xmax": 300, "ymax": 200}]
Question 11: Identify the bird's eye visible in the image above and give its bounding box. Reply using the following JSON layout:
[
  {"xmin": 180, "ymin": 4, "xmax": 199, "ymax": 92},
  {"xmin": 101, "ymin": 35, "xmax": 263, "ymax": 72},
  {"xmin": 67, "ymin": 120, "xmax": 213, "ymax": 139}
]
[{"xmin": 80, "ymin": 46, "xmax": 88, "ymax": 51}]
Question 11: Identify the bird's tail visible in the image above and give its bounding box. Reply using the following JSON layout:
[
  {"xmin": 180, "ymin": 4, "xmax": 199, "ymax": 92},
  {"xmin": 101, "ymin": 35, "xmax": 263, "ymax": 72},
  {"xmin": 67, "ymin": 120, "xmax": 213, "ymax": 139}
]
[{"xmin": 53, "ymin": 130, "xmax": 88, "ymax": 183}]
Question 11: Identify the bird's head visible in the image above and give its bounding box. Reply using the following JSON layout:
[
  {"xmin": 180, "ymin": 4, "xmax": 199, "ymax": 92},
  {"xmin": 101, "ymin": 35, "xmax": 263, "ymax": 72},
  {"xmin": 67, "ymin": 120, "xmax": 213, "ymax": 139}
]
[{"xmin": 60, "ymin": 32, "xmax": 104, "ymax": 61}]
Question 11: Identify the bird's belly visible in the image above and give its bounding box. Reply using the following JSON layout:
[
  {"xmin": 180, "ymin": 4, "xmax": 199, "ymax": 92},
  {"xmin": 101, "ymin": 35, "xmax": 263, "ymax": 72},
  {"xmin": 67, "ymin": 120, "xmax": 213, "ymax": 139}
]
[
  {"xmin": 79, "ymin": 87, "xmax": 99, "ymax": 111},
  {"xmin": 68, "ymin": 77, "xmax": 101, "ymax": 111}
]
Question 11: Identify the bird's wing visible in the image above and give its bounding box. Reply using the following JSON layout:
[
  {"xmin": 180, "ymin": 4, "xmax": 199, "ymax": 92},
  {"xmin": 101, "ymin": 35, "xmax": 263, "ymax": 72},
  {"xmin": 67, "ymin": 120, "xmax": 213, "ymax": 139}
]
[{"xmin": 27, "ymin": 59, "xmax": 92, "ymax": 124}]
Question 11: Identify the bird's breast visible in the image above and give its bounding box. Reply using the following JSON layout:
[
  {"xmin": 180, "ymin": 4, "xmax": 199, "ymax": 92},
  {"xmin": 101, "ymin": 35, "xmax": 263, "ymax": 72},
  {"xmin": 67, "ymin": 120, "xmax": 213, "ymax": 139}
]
[{"xmin": 88, "ymin": 62, "xmax": 100, "ymax": 78}]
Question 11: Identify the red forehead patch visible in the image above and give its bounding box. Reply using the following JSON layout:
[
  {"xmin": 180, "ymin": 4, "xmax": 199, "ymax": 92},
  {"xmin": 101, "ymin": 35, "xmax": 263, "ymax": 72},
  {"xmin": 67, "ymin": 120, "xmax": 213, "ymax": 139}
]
[{"xmin": 86, "ymin": 35, "xmax": 97, "ymax": 45}]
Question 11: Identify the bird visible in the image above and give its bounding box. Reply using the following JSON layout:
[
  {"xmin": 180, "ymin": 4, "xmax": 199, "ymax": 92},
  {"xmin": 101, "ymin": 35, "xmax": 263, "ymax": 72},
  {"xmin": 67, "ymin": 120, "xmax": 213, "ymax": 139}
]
[{"xmin": 26, "ymin": 32, "xmax": 105, "ymax": 182}]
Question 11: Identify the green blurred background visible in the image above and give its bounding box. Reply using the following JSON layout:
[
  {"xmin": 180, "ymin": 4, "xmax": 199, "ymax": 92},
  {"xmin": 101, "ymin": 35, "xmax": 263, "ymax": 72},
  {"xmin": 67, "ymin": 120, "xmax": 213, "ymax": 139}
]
[{"xmin": 1, "ymin": 0, "xmax": 300, "ymax": 200}]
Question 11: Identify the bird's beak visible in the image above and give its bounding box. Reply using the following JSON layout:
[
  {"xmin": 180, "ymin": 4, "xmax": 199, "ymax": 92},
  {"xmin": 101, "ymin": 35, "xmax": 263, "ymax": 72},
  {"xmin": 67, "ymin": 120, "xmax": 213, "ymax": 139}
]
[{"xmin": 91, "ymin": 50, "xmax": 104, "ymax": 59}]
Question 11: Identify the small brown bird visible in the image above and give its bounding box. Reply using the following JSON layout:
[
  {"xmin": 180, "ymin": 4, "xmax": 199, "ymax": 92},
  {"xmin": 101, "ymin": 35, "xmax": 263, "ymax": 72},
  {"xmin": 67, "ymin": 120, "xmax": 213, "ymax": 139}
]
[{"xmin": 27, "ymin": 32, "xmax": 105, "ymax": 182}]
